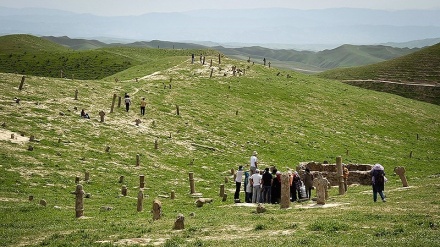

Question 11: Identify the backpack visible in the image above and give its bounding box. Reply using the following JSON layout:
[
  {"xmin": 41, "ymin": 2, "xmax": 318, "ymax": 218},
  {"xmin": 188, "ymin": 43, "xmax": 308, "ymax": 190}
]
[{"xmin": 375, "ymin": 171, "xmax": 385, "ymax": 184}]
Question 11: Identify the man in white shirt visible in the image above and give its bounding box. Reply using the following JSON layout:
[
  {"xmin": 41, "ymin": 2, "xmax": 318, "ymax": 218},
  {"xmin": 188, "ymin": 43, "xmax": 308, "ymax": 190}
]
[
  {"xmin": 234, "ymin": 166, "xmax": 244, "ymax": 202},
  {"xmin": 250, "ymin": 169, "xmax": 262, "ymax": 203}
]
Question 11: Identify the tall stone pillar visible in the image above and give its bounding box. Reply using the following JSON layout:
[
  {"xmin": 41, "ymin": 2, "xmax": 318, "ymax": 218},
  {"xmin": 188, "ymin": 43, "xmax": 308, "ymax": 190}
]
[
  {"xmin": 336, "ymin": 156, "xmax": 345, "ymax": 195},
  {"xmin": 189, "ymin": 172, "xmax": 195, "ymax": 194},
  {"xmin": 139, "ymin": 175, "xmax": 145, "ymax": 189},
  {"xmin": 280, "ymin": 173, "xmax": 290, "ymax": 209},
  {"xmin": 75, "ymin": 184, "xmax": 85, "ymax": 218},
  {"xmin": 137, "ymin": 190, "xmax": 143, "ymax": 212}
]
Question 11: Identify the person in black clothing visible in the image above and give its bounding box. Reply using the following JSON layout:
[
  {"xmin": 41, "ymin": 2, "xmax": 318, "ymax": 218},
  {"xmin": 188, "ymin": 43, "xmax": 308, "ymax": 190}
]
[
  {"xmin": 271, "ymin": 170, "xmax": 281, "ymax": 204},
  {"xmin": 371, "ymin": 164, "xmax": 387, "ymax": 202},
  {"xmin": 261, "ymin": 168, "xmax": 272, "ymax": 203}
]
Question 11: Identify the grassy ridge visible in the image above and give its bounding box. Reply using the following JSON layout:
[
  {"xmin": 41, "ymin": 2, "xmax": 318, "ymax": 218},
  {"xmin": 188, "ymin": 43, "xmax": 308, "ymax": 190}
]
[
  {"xmin": 0, "ymin": 35, "xmax": 219, "ymax": 80},
  {"xmin": 0, "ymin": 37, "xmax": 439, "ymax": 246},
  {"xmin": 318, "ymin": 43, "xmax": 440, "ymax": 83}
]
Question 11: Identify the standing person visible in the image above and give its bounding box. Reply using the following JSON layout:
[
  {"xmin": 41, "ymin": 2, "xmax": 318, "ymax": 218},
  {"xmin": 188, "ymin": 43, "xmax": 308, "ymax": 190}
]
[
  {"xmin": 250, "ymin": 151, "xmax": 258, "ymax": 175},
  {"xmin": 234, "ymin": 166, "xmax": 244, "ymax": 202},
  {"xmin": 140, "ymin": 97, "xmax": 146, "ymax": 116},
  {"xmin": 343, "ymin": 164, "xmax": 349, "ymax": 192},
  {"xmin": 292, "ymin": 171, "xmax": 302, "ymax": 201},
  {"xmin": 303, "ymin": 168, "xmax": 314, "ymax": 200},
  {"xmin": 371, "ymin": 164, "xmax": 387, "ymax": 202},
  {"xmin": 261, "ymin": 168, "xmax": 272, "ymax": 203},
  {"xmin": 244, "ymin": 169, "xmax": 251, "ymax": 203},
  {"xmin": 124, "ymin": 94, "xmax": 131, "ymax": 112},
  {"xmin": 271, "ymin": 170, "xmax": 281, "ymax": 204},
  {"xmin": 250, "ymin": 169, "xmax": 262, "ymax": 203}
]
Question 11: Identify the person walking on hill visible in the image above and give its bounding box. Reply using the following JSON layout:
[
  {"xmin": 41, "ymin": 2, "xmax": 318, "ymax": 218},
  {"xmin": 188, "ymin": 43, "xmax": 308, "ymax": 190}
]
[
  {"xmin": 371, "ymin": 163, "xmax": 387, "ymax": 202},
  {"xmin": 124, "ymin": 94, "xmax": 131, "ymax": 112},
  {"xmin": 140, "ymin": 97, "xmax": 146, "ymax": 116},
  {"xmin": 250, "ymin": 151, "xmax": 258, "ymax": 175}
]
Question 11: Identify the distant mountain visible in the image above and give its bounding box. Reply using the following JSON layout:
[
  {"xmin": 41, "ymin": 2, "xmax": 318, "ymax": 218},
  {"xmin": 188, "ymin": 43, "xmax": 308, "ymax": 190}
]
[
  {"xmin": 1, "ymin": 7, "xmax": 440, "ymax": 47},
  {"xmin": 216, "ymin": 44, "xmax": 418, "ymax": 72}
]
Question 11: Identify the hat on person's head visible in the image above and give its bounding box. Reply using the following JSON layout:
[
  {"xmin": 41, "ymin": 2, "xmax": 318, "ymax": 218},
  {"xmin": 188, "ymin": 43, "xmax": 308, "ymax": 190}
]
[
  {"xmin": 255, "ymin": 169, "xmax": 260, "ymax": 173},
  {"xmin": 252, "ymin": 151, "xmax": 258, "ymax": 156},
  {"xmin": 276, "ymin": 171, "xmax": 281, "ymax": 175},
  {"xmin": 238, "ymin": 165, "xmax": 243, "ymax": 170},
  {"xmin": 265, "ymin": 167, "xmax": 269, "ymax": 172}
]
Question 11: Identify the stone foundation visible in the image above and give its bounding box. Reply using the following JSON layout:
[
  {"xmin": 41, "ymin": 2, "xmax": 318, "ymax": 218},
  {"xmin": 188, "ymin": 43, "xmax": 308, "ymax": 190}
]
[{"xmin": 297, "ymin": 162, "xmax": 373, "ymax": 186}]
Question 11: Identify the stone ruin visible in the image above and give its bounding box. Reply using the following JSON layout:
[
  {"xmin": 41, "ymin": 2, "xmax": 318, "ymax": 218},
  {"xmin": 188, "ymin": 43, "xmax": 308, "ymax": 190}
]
[{"xmin": 297, "ymin": 161, "xmax": 373, "ymax": 186}]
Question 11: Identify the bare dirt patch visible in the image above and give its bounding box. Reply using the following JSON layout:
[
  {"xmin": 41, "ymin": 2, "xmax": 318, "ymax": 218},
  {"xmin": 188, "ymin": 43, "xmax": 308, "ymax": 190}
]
[{"xmin": 0, "ymin": 129, "xmax": 29, "ymax": 144}]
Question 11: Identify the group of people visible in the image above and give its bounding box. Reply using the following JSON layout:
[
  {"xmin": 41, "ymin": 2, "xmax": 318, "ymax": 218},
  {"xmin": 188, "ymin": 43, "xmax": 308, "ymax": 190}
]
[
  {"xmin": 80, "ymin": 93, "xmax": 147, "ymax": 119},
  {"xmin": 234, "ymin": 151, "xmax": 387, "ymax": 204},
  {"xmin": 234, "ymin": 151, "xmax": 315, "ymax": 204}
]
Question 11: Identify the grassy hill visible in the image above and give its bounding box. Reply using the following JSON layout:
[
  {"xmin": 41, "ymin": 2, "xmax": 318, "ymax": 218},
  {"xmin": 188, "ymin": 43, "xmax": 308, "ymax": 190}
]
[
  {"xmin": 0, "ymin": 35, "xmax": 217, "ymax": 80},
  {"xmin": 215, "ymin": 44, "xmax": 418, "ymax": 72},
  {"xmin": 0, "ymin": 35, "xmax": 439, "ymax": 246},
  {"xmin": 318, "ymin": 43, "xmax": 440, "ymax": 105}
]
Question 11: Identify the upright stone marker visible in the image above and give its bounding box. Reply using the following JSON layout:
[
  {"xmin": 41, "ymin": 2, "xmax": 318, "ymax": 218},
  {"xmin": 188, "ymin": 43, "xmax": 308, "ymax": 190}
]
[
  {"xmin": 171, "ymin": 190, "xmax": 175, "ymax": 200},
  {"xmin": 394, "ymin": 166, "xmax": 409, "ymax": 187},
  {"xmin": 119, "ymin": 175, "xmax": 124, "ymax": 183},
  {"xmin": 74, "ymin": 89, "xmax": 78, "ymax": 100},
  {"xmin": 313, "ymin": 172, "xmax": 329, "ymax": 205},
  {"xmin": 19, "ymin": 76, "xmax": 25, "ymax": 90},
  {"xmin": 99, "ymin": 111, "xmax": 106, "ymax": 122},
  {"xmin": 219, "ymin": 184, "xmax": 225, "ymax": 197},
  {"xmin": 173, "ymin": 214, "xmax": 185, "ymax": 230},
  {"xmin": 336, "ymin": 156, "xmax": 345, "ymax": 195},
  {"xmin": 137, "ymin": 190, "xmax": 143, "ymax": 212},
  {"xmin": 189, "ymin": 172, "xmax": 195, "ymax": 194},
  {"xmin": 117, "ymin": 96, "xmax": 121, "ymax": 108},
  {"xmin": 85, "ymin": 171, "xmax": 90, "ymax": 182},
  {"xmin": 139, "ymin": 175, "xmax": 145, "ymax": 189},
  {"xmin": 136, "ymin": 154, "xmax": 140, "ymax": 166},
  {"xmin": 110, "ymin": 94, "xmax": 117, "ymax": 113},
  {"xmin": 122, "ymin": 185, "xmax": 127, "ymax": 196},
  {"xmin": 75, "ymin": 184, "xmax": 85, "ymax": 217},
  {"xmin": 280, "ymin": 174, "xmax": 290, "ymax": 209},
  {"xmin": 153, "ymin": 199, "xmax": 162, "ymax": 220}
]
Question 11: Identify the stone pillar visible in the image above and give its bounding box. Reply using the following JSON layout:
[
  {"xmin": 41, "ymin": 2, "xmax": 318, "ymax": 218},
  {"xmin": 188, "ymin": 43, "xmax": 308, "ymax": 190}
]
[
  {"xmin": 152, "ymin": 199, "xmax": 162, "ymax": 220},
  {"xmin": 29, "ymin": 195, "xmax": 34, "ymax": 201},
  {"xmin": 137, "ymin": 190, "xmax": 143, "ymax": 212},
  {"xmin": 11, "ymin": 134, "xmax": 14, "ymax": 139},
  {"xmin": 139, "ymin": 175, "xmax": 145, "ymax": 189},
  {"xmin": 135, "ymin": 119, "xmax": 141, "ymax": 126},
  {"xmin": 122, "ymin": 185, "xmax": 127, "ymax": 196},
  {"xmin": 189, "ymin": 172, "xmax": 195, "ymax": 194},
  {"xmin": 280, "ymin": 173, "xmax": 290, "ymax": 209},
  {"xmin": 75, "ymin": 176, "xmax": 80, "ymax": 184},
  {"xmin": 40, "ymin": 199, "xmax": 47, "ymax": 207},
  {"xmin": 171, "ymin": 190, "xmax": 175, "ymax": 200},
  {"xmin": 336, "ymin": 156, "xmax": 345, "ymax": 195},
  {"xmin": 110, "ymin": 93, "xmax": 117, "ymax": 113},
  {"xmin": 219, "ymin": 184, "xmax": 225, "ymax": 197},
  {"xmin": 75, "ymin": 184, "xmax": 85, "ymax": 217},
  {"xmin": 84, "ymin": 171, "xmax": 90, "ymax": 181},
  {"xmin": 19, "ymin": 76, "xmax": 25, "ymax": 90},
  {"xmin": 99, "ymin": 111, "xmax": 105, "ymax": 122},
  {"xmin": 154, "ymin": 139, "xmax": 158, "ymax": 150},
  {"xmin": 105, "ymin": 146, "xmax": 110, "ymax": 152},
  {"xmin": 117, "ymin": 96, "xmax": 121, "ymax": 108},
  {"xmin": 210, "ymin": 59, "xmax": 212, "ymax": 67},
  {"xmin": 176, "ymin": 105, "xmax": 180, "ymax": 115},
  {"xmin": 230, "ymin": 168, "xmax": 235, "ymax": 175},
  {"xmin": 313, "ymin": 173, "xmax": 329, "ymax": 205},
  {"xmin": 210, "ymin": 68, "xmax": 214, "ymax": 78},
  {"xmin": 136, "ymin": 154, "xmax": 140, "ymax": 167},
  {"xmin": 74, "ymin": 89, "xmax": 78, "ymax": 100},
  {"xmin": 218, "ymin": 54, "xmax": 221, "ymax": 64},
  {"xmin": 224, "ymin": 177, "xmax": 229, "ymax": 183},
  {"xmin": 394, "ymin": 166, "xmax": 409, "ymax": 187},
  {"xmin": 173, "ymin": 214, "xmax": 185, "ymax": 230},
  {"xmin": 119, "ymin": 175, "xmax": 124, "ymax": 183}
]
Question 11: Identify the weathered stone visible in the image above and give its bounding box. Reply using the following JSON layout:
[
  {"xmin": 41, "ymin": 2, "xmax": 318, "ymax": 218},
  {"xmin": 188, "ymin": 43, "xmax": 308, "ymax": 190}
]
[
  {"xmin": 75, "ymin": 184, "xmax": 84, "ymax": 217},
  {"xmin": 153, "ymin": 199, "xmax": 162, "ymax": 220},
  {"xmin": 394, "ymin": 166, "xmax": 409, "ymax": 187},
  {"xmin": 139, "ymin": 175, "xmax": 145, "ymax": 189},
  {"xmin": 313, "ymin": 172, "xmax": 329, "ymax": 205},
  {"xmin": 189, "ymin": 172, "xmax": 195, "ymax": 194},
  {"xmin": 171, "ymin": 190, "xmax": 175, "ymax": 200},
  {"xmin": 256, "ymin": 203, "xmax": 266, "ymax": 213},
  {"xmin": 173, "ymin": 214, "xmax": 185, "ymax": 230},
  {"xmin": 99, "ymin": 111, "xmax": 106, "ymax": 122},
  {"xmin": 121, "ymin": 185, "xmax": 127, "ymax": 196},
  {"xmin": 280, "ymin": 174, "xmax": 290, "ymax": 209},
  {"xmin": 195, "ymin": 198, "xmax": 213, "ymax": 207},
  {"xmin": 222, "ymin": 193, "xmax": 227, "ymax": 202},
  {"xmin": 40, "ymin": 199, "xmax": 47, "ymax": 207},
  {"xmin": 137, "ymin": 190, "xmax": 144, "ymax": 212}
]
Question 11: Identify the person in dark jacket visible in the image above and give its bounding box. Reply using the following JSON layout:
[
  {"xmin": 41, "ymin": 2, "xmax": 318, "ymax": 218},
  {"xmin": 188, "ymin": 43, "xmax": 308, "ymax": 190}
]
[{"xmin": 371, "ymin": 163, "xmax": 387, "ymax": 202}]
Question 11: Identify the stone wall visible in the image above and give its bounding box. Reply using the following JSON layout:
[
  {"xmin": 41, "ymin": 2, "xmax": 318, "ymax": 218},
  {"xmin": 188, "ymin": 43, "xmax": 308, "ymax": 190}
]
[{"xmin": 297, "ymin": 162, "xmax": 373, "ymax": 186}]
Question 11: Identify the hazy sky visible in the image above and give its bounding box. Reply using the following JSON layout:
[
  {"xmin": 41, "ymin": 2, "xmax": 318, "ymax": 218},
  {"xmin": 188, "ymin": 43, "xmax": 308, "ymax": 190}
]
[{"xmin": 1, "ymin": 0, "xmax": 440, "ymax": 16}]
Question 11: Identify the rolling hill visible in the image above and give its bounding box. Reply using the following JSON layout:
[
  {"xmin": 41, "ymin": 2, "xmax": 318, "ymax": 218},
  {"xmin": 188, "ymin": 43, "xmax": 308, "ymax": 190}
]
[
  {"xmin": 0, "ymin": 34, "xmax": 439, "ymax": 246},
  {"xmin": 318, "ymin": 43, "xmax": 440, "ymax": 105}
]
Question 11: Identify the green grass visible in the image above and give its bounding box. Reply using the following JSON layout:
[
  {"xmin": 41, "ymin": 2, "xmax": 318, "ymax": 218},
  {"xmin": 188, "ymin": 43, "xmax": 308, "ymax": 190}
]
[{"xmin": 0, "ymin": 36, "xmax": 439, "ymax": 247}]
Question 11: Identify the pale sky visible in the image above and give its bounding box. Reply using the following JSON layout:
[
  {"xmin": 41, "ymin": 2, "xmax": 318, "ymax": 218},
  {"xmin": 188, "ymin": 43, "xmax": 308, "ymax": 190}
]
[{"xmin": 1, "ymin": 0, "xmax": 440, "ymax": 16}]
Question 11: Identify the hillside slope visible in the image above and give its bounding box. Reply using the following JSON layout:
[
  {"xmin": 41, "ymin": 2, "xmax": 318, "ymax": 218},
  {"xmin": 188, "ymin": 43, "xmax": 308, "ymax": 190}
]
[
  {"xmin": 0, "ymin": 37, "xmax": 439, "ymax": 246},
  {"xmin": 318, "ymin": 43, "xmax": 440, "ymax": 105}
]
